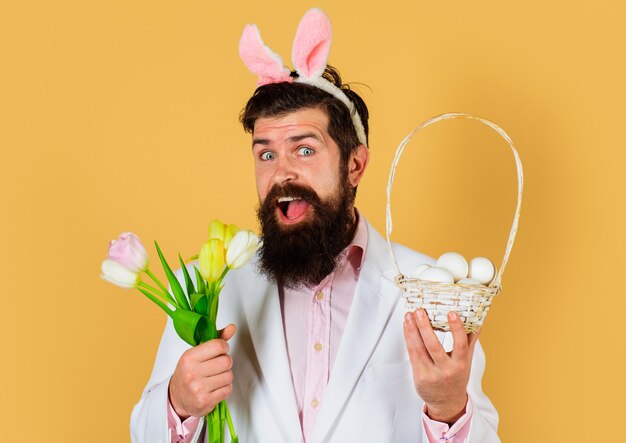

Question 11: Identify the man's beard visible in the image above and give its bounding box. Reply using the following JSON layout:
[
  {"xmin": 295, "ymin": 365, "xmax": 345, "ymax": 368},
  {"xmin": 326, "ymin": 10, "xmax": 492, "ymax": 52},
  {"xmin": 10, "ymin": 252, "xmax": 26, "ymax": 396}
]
[{"xmin": 256, "ymin": 173, "xmax": 357, "ymax": 289}]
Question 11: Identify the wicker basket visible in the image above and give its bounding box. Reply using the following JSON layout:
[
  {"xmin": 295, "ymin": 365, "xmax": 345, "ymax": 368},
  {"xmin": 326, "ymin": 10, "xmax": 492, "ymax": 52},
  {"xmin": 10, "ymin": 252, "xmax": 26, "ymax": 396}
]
[{"xmin": 385, "ymin": 113, "xmax": 524, "ymax": 333}]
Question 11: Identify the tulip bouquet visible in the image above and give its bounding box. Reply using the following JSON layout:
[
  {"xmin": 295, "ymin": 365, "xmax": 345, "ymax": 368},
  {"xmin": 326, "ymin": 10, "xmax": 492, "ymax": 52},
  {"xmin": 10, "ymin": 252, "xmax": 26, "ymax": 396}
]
[{"xmin": 100, "ymin": 220, "xmax": 262, "ymax": 443}]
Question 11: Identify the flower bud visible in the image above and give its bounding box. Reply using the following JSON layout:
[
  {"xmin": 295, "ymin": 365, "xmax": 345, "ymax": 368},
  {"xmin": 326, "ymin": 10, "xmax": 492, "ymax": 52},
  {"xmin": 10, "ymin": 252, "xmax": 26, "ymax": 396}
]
[
  {"xmin": 224, "ymin": 224, "xmax": 239, "ymax": 249},
  {"xmin": 199, "ymin": 239, "xmax": 225, "ymax": 282},
  {"xmin": 208, "ymin": 219, "xmax": 227, "ymax": 242},
  {"xmin": 100, "ymin": 259, "xmax": 140, "ymax": 288},
  {"xmin": 226, "ymin": 230, "xmax": 261, "ymax": 269},
  {"xmin": 107, "ymin": 232, "xmax": 149, "ymax": 273}
]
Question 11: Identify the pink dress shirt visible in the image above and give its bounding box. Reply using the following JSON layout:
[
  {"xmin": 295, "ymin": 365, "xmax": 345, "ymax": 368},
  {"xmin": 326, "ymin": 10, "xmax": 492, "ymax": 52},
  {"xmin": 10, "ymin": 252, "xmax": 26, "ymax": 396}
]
[{"xmin": 167, "ymin": 214, "xmax": 472, "ymax": 442}]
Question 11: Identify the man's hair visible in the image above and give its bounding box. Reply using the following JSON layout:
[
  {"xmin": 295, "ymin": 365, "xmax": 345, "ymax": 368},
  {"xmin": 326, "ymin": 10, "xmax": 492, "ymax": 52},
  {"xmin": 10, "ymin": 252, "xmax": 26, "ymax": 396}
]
[{"xmin": 240, "ymin": 65, "xmax": 369, "ymax": 163}]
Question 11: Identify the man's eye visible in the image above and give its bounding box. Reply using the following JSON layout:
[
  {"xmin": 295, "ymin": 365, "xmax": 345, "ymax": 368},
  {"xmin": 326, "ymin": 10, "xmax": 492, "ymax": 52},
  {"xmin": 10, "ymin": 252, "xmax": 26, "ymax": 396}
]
[
  {"xmin": 260, "ymin": 151, "xmax": 276, "ymax": 161},
  {"xmin": 298, "ymin": 147, "xmax": 314, "ymax": 156}
]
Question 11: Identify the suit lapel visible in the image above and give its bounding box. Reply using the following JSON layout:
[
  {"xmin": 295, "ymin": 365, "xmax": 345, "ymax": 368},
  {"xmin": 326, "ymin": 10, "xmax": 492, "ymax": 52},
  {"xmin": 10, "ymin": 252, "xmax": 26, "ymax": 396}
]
[
  {"xmin": 311, "ymin": 222, "xmax": 402, "ymax": 443},
  {"xmin": 241, "ymin": 272, "xmax": 303, "ymax": 443}
]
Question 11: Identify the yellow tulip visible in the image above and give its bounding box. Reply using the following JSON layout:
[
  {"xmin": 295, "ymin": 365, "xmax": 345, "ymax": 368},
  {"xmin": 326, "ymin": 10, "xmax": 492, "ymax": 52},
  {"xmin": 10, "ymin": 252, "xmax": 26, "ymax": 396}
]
[
  {"xmin": 224, "ymin": 224, "xmax": 239, "ymax": 249},
  {"xmin": 208, "ymin": 219, "xmax": 227, "ymax": 242},
  {"xmin": 198, "ymin": 239, "xmax": 225, "ymax": 282}
]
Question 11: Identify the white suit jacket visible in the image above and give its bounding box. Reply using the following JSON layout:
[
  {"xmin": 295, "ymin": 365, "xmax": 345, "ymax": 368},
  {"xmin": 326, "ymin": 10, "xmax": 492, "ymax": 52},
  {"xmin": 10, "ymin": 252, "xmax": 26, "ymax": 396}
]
[{"xmin": 130, "ymin": 219, "xmax": 500, "ymax": 442}]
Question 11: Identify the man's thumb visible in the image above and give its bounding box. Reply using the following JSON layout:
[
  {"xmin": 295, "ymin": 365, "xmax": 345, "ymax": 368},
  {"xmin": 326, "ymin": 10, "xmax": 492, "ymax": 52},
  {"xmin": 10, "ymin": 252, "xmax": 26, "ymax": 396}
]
[{"xmin": 219, "ymin": 323, "xmax": 236, "ymax": 341}]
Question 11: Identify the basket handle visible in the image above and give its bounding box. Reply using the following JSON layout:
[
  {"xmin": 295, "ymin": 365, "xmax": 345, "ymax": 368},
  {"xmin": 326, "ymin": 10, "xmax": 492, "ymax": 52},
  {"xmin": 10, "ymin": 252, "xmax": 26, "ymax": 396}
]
[{"xmin": 385, "ymin": 113, "xmax": 524, "ymax": 288}]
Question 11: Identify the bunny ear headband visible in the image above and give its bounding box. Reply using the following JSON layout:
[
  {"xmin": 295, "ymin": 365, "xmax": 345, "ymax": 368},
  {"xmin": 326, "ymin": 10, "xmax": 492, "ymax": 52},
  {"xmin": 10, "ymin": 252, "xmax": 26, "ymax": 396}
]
[{"xmin": 239, "ymin": 8, "xmax": 368, "ymax": 147}]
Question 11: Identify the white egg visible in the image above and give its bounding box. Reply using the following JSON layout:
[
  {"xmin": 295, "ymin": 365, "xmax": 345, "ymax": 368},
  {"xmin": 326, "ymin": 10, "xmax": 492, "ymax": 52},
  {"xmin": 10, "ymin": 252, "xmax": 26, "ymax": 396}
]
[
  {"xmin": 409, "ymin": 263, "xmax": 431, "ymax": 278},
  {"xmin": 436, "ymin": 252, "xmax": 468, "ymax": 281},
  {"xmin": 456, "ymin": 278, "xmax": 484, "ymax": 286},
  {"xmin": 418, "ymin": 266, "xmax": 455, "ymax": 284},
  {"xmin": 468, "ymin": 257, "xmax": 496, "ymax": 285}
]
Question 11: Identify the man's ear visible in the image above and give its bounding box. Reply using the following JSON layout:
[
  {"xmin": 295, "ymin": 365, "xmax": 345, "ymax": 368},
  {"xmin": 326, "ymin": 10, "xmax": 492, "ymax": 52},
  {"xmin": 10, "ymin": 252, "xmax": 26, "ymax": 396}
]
[{"xmin": 347, "ymin": 144, "xmax": 369, "ymax": 188}]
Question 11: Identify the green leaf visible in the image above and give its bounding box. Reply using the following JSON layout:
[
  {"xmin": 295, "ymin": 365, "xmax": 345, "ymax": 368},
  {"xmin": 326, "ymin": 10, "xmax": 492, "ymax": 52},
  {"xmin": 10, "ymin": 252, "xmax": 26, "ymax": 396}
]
[
  {"xmin": 194, "ymin": 266, "xmax": 207, "ymax": 294},
  {"xmin": 190, "ymin": 293, "xmax": 209, "ymax": 315},
  {"xmin": 171, "ymin": 309, "xmax": 202, "ymax": 346},
  {"xmin": 171, "ymin": 309, "xmax": 216, "ymax": 346},
  {"xmin": 179, "ymin": 254, "xmax": 196, "ymax": 297},
  {"xmin": 137, "ymin": 287, "xmax": 174, "ymax": 317},
  {"xmin": 171, "ymin": 308, "xmax": 218, "ymax": 346},
  {"xmin": 154, "ymin": 241, "xmax": 191, "ymax": 310},
  {"xmin": 197, "ymin": 320, "xmax": 216, "ymax": 345},
  {"xmin": 189, "ymin": 292, "xmax": 203, "ymax": 308}
]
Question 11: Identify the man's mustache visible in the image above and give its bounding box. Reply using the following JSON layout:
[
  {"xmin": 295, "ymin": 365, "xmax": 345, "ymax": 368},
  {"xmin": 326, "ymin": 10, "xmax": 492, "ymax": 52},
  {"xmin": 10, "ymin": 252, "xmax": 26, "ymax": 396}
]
[{"xmin": 263, "ymin": 182, "xmax": 322, "ymax": 208}]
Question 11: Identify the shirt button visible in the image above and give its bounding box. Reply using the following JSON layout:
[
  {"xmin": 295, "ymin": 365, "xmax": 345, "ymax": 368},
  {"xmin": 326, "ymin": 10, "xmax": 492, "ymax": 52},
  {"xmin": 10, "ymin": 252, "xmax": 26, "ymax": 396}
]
[
  {"xmin": 311, "ymin": 399, "xmax": 320, "ymax": 408},
  {"xmin": 314, "ymin": 342, "xmax": 323, "ymax": 352},
  {"xmin": 315, "ymin": 291, "xmax": 325, "ymax": 301}
]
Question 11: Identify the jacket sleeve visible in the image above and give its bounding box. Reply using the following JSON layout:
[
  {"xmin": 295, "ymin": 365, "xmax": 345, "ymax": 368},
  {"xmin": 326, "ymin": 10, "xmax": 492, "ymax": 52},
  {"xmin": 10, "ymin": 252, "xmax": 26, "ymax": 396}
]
[
  {"xmin": 129, "ymin": 315, "xmax": 206, "ymax": 443},
  {"xmin": 464, "ymin": 340, "xmax": 500, "ymax": 443}
]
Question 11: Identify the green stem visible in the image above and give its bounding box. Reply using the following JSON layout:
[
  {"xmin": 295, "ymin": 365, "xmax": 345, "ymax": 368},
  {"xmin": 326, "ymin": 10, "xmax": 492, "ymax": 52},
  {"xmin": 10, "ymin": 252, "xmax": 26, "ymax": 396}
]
[
  {"xmin": 136, "ymin": 287, "xmax": 174, "ymax": 317},
  {"xmin": 144, "ymin": 269, "xmax": 175, "ymax": 301},
  {"xmin": 138, "ymin": 281, "xmax": 179, "ymax": 308},
  {"xmin": 208, "ymin": 406, "xmax": 220, "ymax": 443},
  {"xmin": 224, "ymin": 402, "xmax": 238, "ymax": 443},
  {"xmin": 220, "ymin": 401, "xmax": 226, "ymax": 443},
  {"xmin": 216, "ymin": 267, "xmax": 230, "ymax": 285},
  {"xmin": 209, "ymin": 287, "xmax": 220, "ymax": 323}
]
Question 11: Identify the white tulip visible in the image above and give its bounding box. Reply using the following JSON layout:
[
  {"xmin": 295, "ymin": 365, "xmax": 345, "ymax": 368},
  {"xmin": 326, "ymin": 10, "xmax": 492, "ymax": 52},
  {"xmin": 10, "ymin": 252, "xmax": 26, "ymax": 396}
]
[
  {"xmin": 226, "ymin": 230, "xmax": 261, "ymax": 269},
  {"xmin": 100, "ymin": 258, "xmax": 139, "ymax": 288}
]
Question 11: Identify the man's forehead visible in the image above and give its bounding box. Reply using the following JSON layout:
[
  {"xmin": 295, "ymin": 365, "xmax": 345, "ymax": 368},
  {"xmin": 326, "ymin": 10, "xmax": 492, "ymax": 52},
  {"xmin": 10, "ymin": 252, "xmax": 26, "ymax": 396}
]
[{"xmin": 252, "ymin": 108, "xmax": 330, "ymax": 136}]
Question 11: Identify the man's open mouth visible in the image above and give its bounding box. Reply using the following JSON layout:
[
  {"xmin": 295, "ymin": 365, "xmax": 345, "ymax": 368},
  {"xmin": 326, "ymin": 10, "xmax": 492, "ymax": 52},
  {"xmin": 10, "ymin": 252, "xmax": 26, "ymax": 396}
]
[{"xmin": 276, "ymin": 197, "xmax": 311, "ymax": 224}]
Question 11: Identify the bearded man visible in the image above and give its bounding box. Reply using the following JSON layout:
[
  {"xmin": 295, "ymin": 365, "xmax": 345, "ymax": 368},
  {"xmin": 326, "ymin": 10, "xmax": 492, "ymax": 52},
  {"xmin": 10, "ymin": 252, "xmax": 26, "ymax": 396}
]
[{"xmin": 130, "ymin": 10, "xmax": 499, "ymax": 443}]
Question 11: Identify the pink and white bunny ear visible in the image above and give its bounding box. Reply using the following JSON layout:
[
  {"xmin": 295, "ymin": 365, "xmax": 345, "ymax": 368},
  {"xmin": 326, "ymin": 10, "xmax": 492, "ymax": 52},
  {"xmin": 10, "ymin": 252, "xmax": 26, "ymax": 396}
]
[
  {"xmin": 291, "ymin": 8, "xmax": 332, "ymax": 80},
  {"xmin": 239, "ymin": 24, "xmax": 293, "ymax": 86}
]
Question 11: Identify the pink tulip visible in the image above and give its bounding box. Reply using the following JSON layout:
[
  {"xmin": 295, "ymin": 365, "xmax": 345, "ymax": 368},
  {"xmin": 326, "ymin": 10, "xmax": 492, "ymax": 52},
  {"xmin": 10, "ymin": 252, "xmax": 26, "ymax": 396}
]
[{"xmin": 107, "ymin": 232, "xmax": 149, "ymax": 272}]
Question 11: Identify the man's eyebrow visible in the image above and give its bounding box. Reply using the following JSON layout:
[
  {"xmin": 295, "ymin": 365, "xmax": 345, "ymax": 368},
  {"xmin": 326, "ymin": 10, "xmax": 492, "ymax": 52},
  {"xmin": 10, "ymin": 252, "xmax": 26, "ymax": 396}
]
[
  {"xmin": 252, "ymin": 133, "xmax": 322, "ymax": 148},
  {"xmin": 287, "ymin": 133, "xmax": 321, "ymax": 143},
  {"xmin": 251, "ymin": 137, "xmax": 271, "ymax": 148}
]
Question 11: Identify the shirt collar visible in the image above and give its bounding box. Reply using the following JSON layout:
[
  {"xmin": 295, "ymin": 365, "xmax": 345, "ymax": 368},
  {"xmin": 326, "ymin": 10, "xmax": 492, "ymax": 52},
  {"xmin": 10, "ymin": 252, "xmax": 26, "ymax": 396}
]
[{"xmin": 345, "ymin": 208, "xmax": 368, "ymax": 271}]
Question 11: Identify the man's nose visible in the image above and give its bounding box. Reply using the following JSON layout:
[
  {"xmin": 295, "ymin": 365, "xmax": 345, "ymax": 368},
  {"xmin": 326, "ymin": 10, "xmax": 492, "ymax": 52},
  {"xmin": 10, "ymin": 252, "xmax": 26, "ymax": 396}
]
[{"xmin": 271, "ymin": 156, "xmax": 298, "ymax": 184}]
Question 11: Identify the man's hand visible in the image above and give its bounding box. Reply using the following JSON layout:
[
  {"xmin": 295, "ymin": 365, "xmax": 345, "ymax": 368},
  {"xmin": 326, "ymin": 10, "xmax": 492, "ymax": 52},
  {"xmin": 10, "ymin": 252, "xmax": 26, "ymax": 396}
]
[
  {"xmin": 168, "ymin": 324, "xmax": 237, "ymax": 419},
  {"xmin": 403, "ymin": 309, "xmax": 480, "ymax": 423}
]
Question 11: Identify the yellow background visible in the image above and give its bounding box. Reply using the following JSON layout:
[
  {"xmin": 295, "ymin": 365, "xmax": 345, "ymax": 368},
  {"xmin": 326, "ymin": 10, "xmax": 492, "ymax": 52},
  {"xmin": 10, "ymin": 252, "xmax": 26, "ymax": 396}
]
[{"xmin": 2, "ymin": 1, "xmax": 624, "ymax": 441}]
